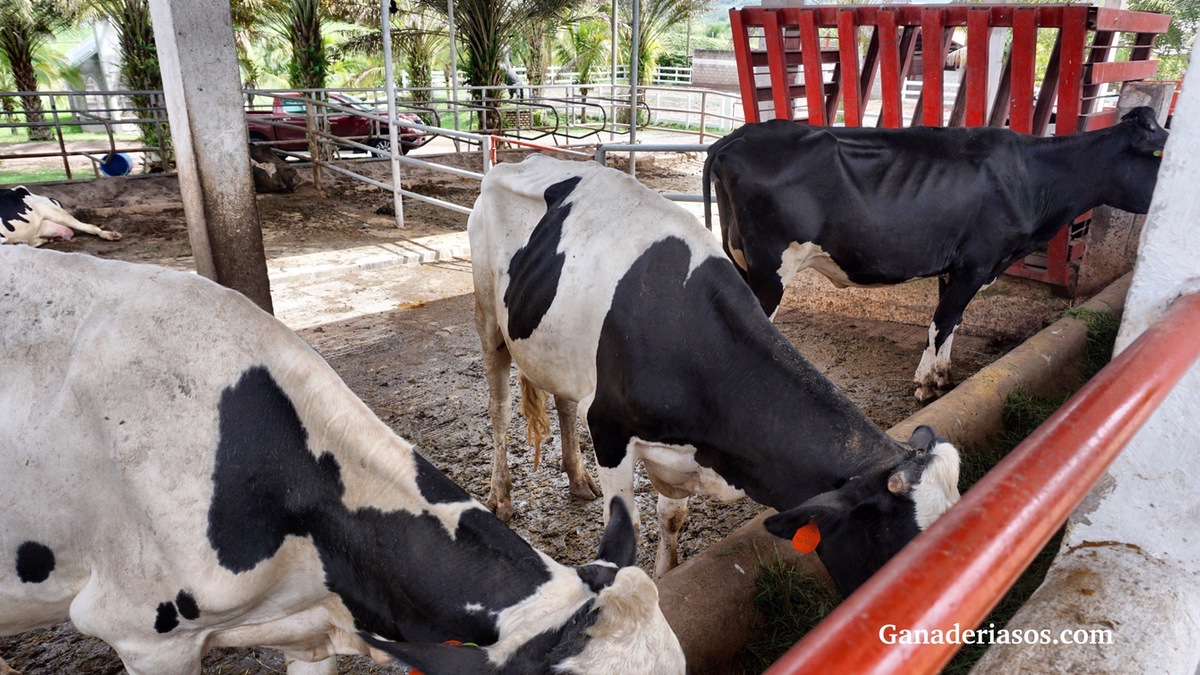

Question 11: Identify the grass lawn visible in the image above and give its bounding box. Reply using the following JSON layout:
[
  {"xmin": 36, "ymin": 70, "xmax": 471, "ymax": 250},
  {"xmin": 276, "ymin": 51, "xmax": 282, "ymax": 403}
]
[{"xmin": 0, "ymin": 166, "xmax": 73, "ymax": 186}]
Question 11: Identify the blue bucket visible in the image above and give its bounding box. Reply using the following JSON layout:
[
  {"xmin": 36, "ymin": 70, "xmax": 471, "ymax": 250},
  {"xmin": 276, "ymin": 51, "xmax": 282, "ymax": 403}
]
[{"xmin": 98, "ymin": 152, "xmax": 133, "ymax": 177}]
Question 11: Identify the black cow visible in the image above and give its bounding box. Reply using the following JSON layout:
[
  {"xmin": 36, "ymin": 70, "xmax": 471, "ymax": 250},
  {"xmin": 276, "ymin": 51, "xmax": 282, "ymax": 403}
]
[
  {"xmin": 0, "ymin": 246, "xmax": 684, "ymax": 675},
  {"xmin": 703, "ymin": 107, "xmax": 1167, "ymax": 401},
  {"xmin": 470, "ymin": 155, "xmax": 961, "ymax": 595}
]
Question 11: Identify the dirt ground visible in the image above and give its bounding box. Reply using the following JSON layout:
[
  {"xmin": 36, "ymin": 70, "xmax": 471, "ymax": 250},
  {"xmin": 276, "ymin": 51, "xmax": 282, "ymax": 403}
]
[{"xmin": 1, "ymin": 150, "xmax": 1073, "ymax": 673}]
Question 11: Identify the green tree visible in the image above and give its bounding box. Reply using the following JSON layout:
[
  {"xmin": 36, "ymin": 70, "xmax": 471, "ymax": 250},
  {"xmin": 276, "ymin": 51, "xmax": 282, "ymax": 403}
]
[
  {"xmin": 87, "ymin": 0, "xmax": 169, "ymax": 167},
  {"xmin": 419, "ymin": 0, "xmax": 583, "ymax": 128},
  {"xmin": 330, "ymin": 0, "xmax": 448, "ymax": 100},
  {"xmin": 266, "ymin": 0, "xmax": 328, "ymax": 90},
  {"xmin": 1129, "ymin": 0, "xmax": 1197, "ymax": 79},
  {"xmin": 0, "ymin": 0, "xmax": 71, "ymax": 141},
  {"xmin": 556, "ymin": 12, "xmax": 608, "ymax": 95},
  {"xmin": 617, "ymin": 0, "xmax": 709, "ymax": 84}
]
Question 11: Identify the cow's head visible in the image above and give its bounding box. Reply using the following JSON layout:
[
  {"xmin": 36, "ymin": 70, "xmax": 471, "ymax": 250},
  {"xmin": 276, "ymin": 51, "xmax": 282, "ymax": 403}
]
[
  {"xmin": 1108, "ymin": 106, "xmax": 1169, "ymax": 214},
  {"xmin": 764, "ymin": 425, "xmax": 961, "ymax": 597},
  {"xmin": 363, "ymin": 497, "xmax": 685, "ymax": 674}
]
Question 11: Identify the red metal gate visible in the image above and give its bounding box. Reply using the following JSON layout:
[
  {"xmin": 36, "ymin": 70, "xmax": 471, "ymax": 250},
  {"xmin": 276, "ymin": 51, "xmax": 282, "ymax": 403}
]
[{"xmin": 729, "ymin": 4, "xmax": 1170, "ymax": 290}]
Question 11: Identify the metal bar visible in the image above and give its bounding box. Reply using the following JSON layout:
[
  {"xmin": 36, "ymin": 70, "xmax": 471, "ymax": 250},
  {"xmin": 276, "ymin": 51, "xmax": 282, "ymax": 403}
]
[
  {"xmin": 597, "ymin": 142, "xmax": 709, "ymax": 153},
  {"xmin": 317, "ymin": 160, "xmax": 473, "ymax": 215},
  {"xmin": 1131, "ymin": 31, "xmax": 1156, "ymax": 62},
  {"xmin": 629, "ymin": 0, "xmax": 640, "ymax": 174},
  {"xmin": 1032, "ymin": 30, "xmax": 1064, "ymax": 136},
  {"xmin": 767, "ymin": 290, "xmax": 1200, "ymax": 675},
  {"xmin": 920, "ymin": 9, "xmax": 945, "ymax": 126},
  {"xmin": 381, "ymin": 0, "xmax": 405, "ymax": 228},
  {"xmin": 964, "ymin": 9, "xmax": 990, "ymax": 127},
  {"xmin": 837, "ymin": 9, "xmax": 862, "ymax": 126},
  {"xmin": 1055, "ymin": 5, "xmax": 1088, "ymax": 135},
  {"xmin": 877, "ymin": 11, "xmax": 902, "ymax": 128},
  {"xmin": 797, "ymin": 9, "xmax": 825, "ymax": 125},
  {"xmin": 1090, "ymin": 60, "xmax": 1160, "ymax": 84},
  {"xmin": 1009, "ymin": 8, "xmax": 1038, "ymax": 134},
  {"xmin": 730, "ymin": 9, "xmax": 763, "ymax": 123},
  {"xmin": 1091, "ymin": 7, "xmax": 1171, "ymax": 33},
  {"xmin": 859, "ymin": 23, "xmax": 881, "ymax": 125},
  {"xmin": 764, "ymin": 10, "xmax": 793, "ymax": 120}
]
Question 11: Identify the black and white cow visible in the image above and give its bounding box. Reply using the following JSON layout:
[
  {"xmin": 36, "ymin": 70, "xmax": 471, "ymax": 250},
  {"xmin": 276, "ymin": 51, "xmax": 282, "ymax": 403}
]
[
  {"xmin": 470, "ymin": 155, "xmax": 961, "ymax": 595},
  {"xmin": 703, "ymin": 107, "xmax": 1168, "ymax": 401},
  {"xmin": 0, "ymin": 186, "xmax": 121, "ymax": 246},
  {"xmin": 0, "ymin": 246, "xmax": 684, "ymax": 675}
]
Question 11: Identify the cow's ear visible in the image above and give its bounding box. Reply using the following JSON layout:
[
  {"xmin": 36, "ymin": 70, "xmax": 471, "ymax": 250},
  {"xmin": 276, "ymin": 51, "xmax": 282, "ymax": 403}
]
[
  {"xmin": 764, "ymin": 489, "xmax": 852, "ymax": 541},
  {"xmin": 360, "ymin": 633, "xmax": 493, "ymax": 674},
  {"xmin": 906, "ymin": 425, "xmax": 937, "ymax": 452},
  {"xmin": 1122, "ymin": 106, "xmax": 1159, "ymax": 130},
  {"xmin": 595, "ymin": 496, "xmax": 638, "ymax": 568}
]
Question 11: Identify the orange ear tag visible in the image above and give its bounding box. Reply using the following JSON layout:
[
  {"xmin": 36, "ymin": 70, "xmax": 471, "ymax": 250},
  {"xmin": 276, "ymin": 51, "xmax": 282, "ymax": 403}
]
[{"xmin": 792, "ymin": 520, "xmax": 821, "ymax": 553}]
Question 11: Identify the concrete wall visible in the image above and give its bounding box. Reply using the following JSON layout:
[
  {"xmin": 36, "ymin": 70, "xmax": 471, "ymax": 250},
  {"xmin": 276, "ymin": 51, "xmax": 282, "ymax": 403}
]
[
  {"xmin": 973, "ymin": 49, "xmax": 1200, "ymax": 675},
  {"xmin": 691, "ymin": 50, "xmax": 739, "ymax": 92}
]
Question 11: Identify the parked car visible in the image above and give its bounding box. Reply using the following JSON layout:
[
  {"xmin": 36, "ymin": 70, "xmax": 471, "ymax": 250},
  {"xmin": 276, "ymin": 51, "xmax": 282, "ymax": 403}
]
[{"xmin": 246, "ymin": 92, "xmax": 432, "ymax": 155}]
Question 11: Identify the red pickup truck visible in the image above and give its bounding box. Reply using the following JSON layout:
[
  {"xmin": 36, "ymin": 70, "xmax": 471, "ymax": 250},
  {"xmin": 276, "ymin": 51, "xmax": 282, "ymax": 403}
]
[{"xmin": 246, "ymin": 92, "xmax": 431, "ymax": 155}]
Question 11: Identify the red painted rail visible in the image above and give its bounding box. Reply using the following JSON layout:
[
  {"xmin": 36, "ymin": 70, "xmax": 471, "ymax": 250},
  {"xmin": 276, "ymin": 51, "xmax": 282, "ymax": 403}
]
[{"xmin": 766, "ymin": 290, "xmax": 1200, "ymax": 675}]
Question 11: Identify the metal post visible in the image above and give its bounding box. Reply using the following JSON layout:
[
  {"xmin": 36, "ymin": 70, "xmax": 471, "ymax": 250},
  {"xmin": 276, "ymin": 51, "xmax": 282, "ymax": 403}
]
[
  {"xmin": 382, "ymin": 0, "xmax": 406, "ymax": 228},
  {"xmin": 699, "ymin": 90, "xmax": 707, "ymax": 142},
  {"xmin": 305, "ymin": 99, "xmax": 322, "ymax": 194},
  {"xmin": 629, "ymin": 0, "xmax": 640, "ymax": 174},
  {"xmin": 448, "ymin": 0, "xmax": 461, "ymax": 141},
  {"xmin": 610, "ymin": 0, "xmax": 618, "ymax": 140}
]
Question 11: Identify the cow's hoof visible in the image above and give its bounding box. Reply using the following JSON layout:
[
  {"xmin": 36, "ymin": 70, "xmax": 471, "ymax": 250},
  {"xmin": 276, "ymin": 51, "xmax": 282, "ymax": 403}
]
[
  {"xmin": 914, "ymin": 385, "xmax": 940, "ymax": 404},
  {"xmin": 934, "ymin": 372, "xmax": 954, "ymax": 391},
  {"xmin": 569, "ymin": 474, "xmax": 601, "ymax": 501},
  {"xmin": 486, "ymin": 494, "xmax": 515, "ymax": 522},
  {"xmin": 100, "ymin": 231, "xmax": 122, "ymax": 241}
]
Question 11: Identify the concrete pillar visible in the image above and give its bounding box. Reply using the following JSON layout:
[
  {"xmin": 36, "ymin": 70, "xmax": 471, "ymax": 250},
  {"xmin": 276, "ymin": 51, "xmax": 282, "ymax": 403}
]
[
  {"xmin": 972, "ymin": 50, "xmax": 1200, "ymax": 675},
  {"xmin": 148, "ymin": 0, "xmax": 273, "ymax": 313}
]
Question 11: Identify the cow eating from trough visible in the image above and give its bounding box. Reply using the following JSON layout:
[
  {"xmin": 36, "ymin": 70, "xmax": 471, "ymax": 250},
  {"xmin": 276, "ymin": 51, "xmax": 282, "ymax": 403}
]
[
  {"xmin": 470, "ymin": 155, "xmax": 961, "ymax": 596},
  {"xmin": 0, "ymin": 186, "xmax": 121, "ymax": 247},
  {"xmin": 0, "ymin": 246, "xmax": 685, "ymax": 675},
  {"xmin": 703, "ymin": 107, "xmax": 1168, "ymax": 401}
]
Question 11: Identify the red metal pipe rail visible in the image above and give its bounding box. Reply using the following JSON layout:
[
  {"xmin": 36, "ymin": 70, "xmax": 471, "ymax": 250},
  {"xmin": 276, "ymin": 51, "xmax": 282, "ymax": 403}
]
[{"xmin": 766, "ymin": 290, "xmax": 1200, "ymax": 675}]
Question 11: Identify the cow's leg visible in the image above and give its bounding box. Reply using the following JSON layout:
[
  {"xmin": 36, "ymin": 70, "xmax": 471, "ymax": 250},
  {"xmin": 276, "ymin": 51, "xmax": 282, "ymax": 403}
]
[
  {"xmin": 597, "ymin": 446, "xmax": 640, "ymax": 535},
  {"xmin": 476, "ymin": 299, "xmax": 516, "ymax": 522},
  {"xmin": 286, "ymin": 657, "xmax": 337, "ymax": 675},
  {"xmin": 41, "ymin": 207, "xmax": 120, "ymax": 241},
  {"xmin": 744, "ymin": 267, "xmax": 786, "ymax": 321},
  {"xmin": 36, "ymin": 222, "xmax": 75, "ymax": 241},
  {"xmin": 915, "ymin": 273, "xmax": 986, "ymax": 402},
  {"xmin": 554, "ymin": 395, "xmax": 600, "ymax": 500},
  {"xmin": 654, "ymin": 495, "xmax": 690, "ymax": 579},
  {"xmin": 0, "ymin": 657, "xmax": 20, "ymax": 674}
]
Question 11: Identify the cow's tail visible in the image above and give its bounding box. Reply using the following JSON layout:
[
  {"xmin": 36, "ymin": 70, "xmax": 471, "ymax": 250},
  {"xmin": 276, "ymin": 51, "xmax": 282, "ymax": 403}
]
[{"xmin": 519, "ymin": 372, "xmax": 551, "ymax": 471}]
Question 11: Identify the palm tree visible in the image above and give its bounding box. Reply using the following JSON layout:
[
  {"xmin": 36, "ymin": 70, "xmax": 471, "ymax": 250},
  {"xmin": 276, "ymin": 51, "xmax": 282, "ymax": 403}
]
[
  {"xmin": 555, "ymin": 13, "xmax": 607, "ymax": 97},
  {"xmin": 419, "ymin": 0, "xmax": 584, "ymax": 128},
  {"xmin": 617, "ymin": 0, "xmax": 708, "ymax": 84},
  {"xmin": 263, "ymin": 0, "xmax": 328, "ymax": 90},
  {"xmin": 86, "ymin": 0, "xmax": 168, "ymax": 165},
  {"xmin": 0, "ymin": 0, "xmax": 71, "ymax": 141},
  {"xmin": 330, "ymin": 0, "xmax": 448, "ymax": 102}
]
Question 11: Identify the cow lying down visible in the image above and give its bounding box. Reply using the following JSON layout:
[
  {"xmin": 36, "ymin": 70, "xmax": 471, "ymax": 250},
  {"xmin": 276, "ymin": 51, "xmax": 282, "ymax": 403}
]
[
  {"xmin": 0, "ymin": 186, "xmax": 121, "ymax": 247},
  {"xmin": 470, "ymin": 155, "xmax": 961, "ymax": 595},
  {"xmin": 0, "ymin": 246, "xmax": 684, "ymax": 675}
]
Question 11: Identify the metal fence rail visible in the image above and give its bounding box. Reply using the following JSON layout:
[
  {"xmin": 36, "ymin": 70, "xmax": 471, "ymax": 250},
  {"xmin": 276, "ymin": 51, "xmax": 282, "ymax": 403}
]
[{"xmin": 766, "ymin": 290, "xmax": 1200, "ymax": 674}]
